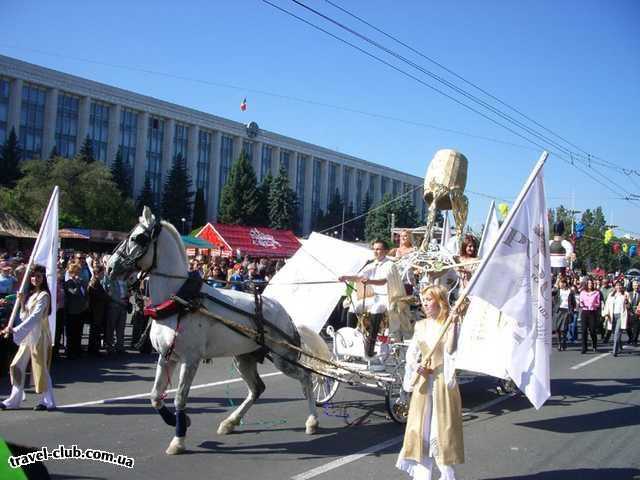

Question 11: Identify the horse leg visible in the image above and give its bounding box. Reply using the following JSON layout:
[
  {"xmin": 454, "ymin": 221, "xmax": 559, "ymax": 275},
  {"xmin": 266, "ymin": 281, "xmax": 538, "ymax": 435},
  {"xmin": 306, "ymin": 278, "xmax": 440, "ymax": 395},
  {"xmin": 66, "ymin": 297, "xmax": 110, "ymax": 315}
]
[
  {"xmin": 217, "ymin": 354, "xmax": 265, "ymax": 435},
  {"xmin": 150, "ymin": 356, "xmax": 178, "ymax": 425},
  {"xmin": 166, "ymin": 360, "xmax": 200, "ymax": 455},
  {"xmin": 300, "ymin": 371, "xmax": 319, "ymax": 434}
]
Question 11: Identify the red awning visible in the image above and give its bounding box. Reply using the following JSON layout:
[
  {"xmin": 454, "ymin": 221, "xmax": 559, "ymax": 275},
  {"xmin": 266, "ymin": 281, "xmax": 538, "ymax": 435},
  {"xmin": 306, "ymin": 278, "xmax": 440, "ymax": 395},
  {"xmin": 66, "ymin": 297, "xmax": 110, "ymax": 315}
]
[{"xmin": 195, "ymin": 223, "xmax": 301, "ymax": 258}]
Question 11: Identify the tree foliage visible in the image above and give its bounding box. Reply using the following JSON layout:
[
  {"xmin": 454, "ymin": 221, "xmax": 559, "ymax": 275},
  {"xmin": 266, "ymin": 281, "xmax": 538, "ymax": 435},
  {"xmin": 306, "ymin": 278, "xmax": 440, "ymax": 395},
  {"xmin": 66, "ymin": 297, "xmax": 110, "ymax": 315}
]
[
  {"xmin": 136, "ymin": 175, "xmax": 157, "ymax": 214},
  {"xmin": 161, "ymin": 153, "xmax": 193, "ymax": 231},
  {"xmin": 218, "ymin": 152, "xmax": 260, "ymax": 225},
  {"xmin": 76, "ymin": 135, "xmax": 95, "ymax": 164},
  {"xmin": 268, "ymin": 166, "xmax": 297, "ymax": 230},
  {"xmin": 192, "ymin": 187, "xmax": 208, "ymax": 230},
  {"xmin": 0, "ymin": 128, "xmax": 22, "ymax": 188},
  {"xmin": 254, "ymin": 174, "xmax": 273, "ymax": 227},
  {"xmin": 110, "ymin": 147, "xmax": 132, "ymax": 198},
  {"xmin": 0, "ymin": 156, "xmax": 136, "ymax": 230},
  {"xmin": 316, "ymin": 189, "xmax": 344, "ymax": 235},
  {"xmin": 365, "ymin": 193, "xmax": 419, "ymax": 243}
]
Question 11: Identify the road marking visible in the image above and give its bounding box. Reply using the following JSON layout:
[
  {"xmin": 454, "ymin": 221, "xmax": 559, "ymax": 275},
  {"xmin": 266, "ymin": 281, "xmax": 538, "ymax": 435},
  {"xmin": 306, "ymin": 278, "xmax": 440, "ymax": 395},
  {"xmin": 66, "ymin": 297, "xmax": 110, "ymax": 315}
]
[
  {"xmin": 290, "ymin": 436, "xmax": 404, "ymax": 480},
  {"xmin": 291, "ymin": 391, "xmax": 516, "ymax": 480},
  {"xmin": 570, "ymin": 352, "xmax": 609, "ymax": 370},
  {"xmin": 58, "ymin": 372, "xmax": 283, "ymax": 408}
]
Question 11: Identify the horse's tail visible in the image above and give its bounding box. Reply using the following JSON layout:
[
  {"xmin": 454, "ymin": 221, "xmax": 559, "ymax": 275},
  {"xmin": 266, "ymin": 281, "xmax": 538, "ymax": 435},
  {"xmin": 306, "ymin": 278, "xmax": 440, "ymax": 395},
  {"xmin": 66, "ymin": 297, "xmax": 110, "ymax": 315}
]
[{"xmin": 296, "ymin": 325, "xmax": 332, "ymax": 373}]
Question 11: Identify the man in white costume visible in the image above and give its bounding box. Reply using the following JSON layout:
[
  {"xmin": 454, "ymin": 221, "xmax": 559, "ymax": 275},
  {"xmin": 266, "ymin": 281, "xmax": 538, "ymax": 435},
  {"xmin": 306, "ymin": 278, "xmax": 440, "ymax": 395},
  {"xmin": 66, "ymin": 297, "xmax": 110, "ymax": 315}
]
[{"xmin": 339, "ymin": 239, "xmax": 406, "ymax": 360}]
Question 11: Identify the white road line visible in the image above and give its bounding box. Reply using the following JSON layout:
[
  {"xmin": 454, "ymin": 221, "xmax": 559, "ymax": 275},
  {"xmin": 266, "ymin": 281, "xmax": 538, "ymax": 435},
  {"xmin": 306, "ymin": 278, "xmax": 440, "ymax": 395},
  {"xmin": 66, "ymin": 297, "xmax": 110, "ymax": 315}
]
[
  {"xmin": 570, "ymin": 352, "xmax": 609, "ymax": 370},
  {"xmin": 291, "ymin": 391, "xmax": 517, "ymax": 480},
  {"xmin": 290, "ymin": 436, "xmax": 405, "ymax": 480},
  {"xmin": 58, "ymin": 372, "xmax": 283, "ymax": 408}
]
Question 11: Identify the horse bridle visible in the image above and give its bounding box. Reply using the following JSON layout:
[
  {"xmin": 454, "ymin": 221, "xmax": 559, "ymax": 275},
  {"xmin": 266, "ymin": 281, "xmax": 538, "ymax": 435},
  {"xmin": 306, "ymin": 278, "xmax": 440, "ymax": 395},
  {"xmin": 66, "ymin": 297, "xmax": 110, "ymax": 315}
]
[{"xmin": 113, "ymin": 220, "xmax": 164, "ymax": 275}]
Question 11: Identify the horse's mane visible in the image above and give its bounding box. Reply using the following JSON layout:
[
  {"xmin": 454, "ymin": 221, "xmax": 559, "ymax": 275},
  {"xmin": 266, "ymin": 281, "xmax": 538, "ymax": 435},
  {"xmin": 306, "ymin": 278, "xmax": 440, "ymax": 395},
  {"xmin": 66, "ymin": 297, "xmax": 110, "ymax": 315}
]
[{"xmin": 160, "ymin": 220, "xmax": 188, "ymax": 266}]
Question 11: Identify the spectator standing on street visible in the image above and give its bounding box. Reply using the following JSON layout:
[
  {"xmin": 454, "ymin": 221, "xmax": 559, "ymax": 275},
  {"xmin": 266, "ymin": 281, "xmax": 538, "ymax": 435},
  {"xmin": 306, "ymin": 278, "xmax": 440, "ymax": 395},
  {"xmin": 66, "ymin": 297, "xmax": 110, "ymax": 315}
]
[
  {"xmin": 53, "ymin": 268, "xmax": 65, "ymax": 358},
  {"xmin": 87, "ymin": 264, "xmax": 109, "ymax": 356},
  {"xmin": 64, "ymin": 263, "xmax": 89, "ymax": 358},
  {"xmin": 553, "ymin": 277, "xmax": 575, "ymax": 351},
  {"xmin": 104, "ymin": 274, "xmax": 128, "ymax": 354},
  {"xmin": 629, "ymin": 280, "xmax": 640, "ymax": 346},
  {"xmin": 0, "ymin": 262, "xmax": 16, "ymax": 296},
  {"xmin": 579, "ymin": 278, "xmax": 600, "ymax": 354},
  {"xmin": 603, "ymin": 281, "xmax": 630, "ymax": 357}
]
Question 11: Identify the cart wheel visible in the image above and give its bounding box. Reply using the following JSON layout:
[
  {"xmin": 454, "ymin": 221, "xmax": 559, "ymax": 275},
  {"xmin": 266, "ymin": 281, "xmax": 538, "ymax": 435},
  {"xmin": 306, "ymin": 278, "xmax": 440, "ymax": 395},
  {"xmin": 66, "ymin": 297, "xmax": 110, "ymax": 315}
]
[
  {"xmin": 312, "ymin": 373, "xmax": 340, "ymax": 405},
  {"xmin": 385, "ymin": 362, "xmax": 409, "ymax": 424}
]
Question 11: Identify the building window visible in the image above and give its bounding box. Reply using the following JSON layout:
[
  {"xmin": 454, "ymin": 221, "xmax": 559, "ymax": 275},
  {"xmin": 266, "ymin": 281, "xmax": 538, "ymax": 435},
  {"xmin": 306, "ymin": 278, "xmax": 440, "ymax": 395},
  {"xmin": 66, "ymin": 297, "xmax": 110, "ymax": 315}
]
[
  {"xmin": 19, "ymin": 84, "xmax": 46, "ymax": 159},
  {"xmin": 296, "ymin": 154, "xmax": 306, "ymax": 223},
  {"xmin": 328, "ymin": 162, "xmax": 337, "ymax": 197},
  {"xmin": 55, "ymin": 93, "xmax": 79, "ymax": 158},
  {"xmin": 280, "ymin": 150, "xmax": 291, "ymax": 176},
  {"xmin": 174, "ymin": 123, "xmax": 189, "ymax": 161},
  {"xmin": 120, "ymin": 108, "xmax": 138, "ymax": 171},
  {"xmin": 343, "ymin": 167, "xmax": 352, "ymax": 205},
  {"xmin": 393, "ymin": 179, "xmax": 401, "ymax": 197},
  {"xmin": 89, "ymin": 101, "xmax": 109, "ymax": 162},
  {"xmin": 312, "ymin": 158, "xmax": 322, "ymax": 223},
  {"xmin": 369, "ymin": 174, "xmax": 377, "ymax": 202},
  {"xmin": 260, "ymin": 144, "xmax": 273, "ymax": 182},
  {"xmin": 219, "ymin": 134, "xmax": 233, "ymax": 202},
  {"xmin": 146, "ymin": 116, "xmax": 164, "ymax": 203},
  {"xmin": 356, "ymin": 170, "xmax": 364, "ymax": 213},
  {"xmin": 242, "ymin": 140, "xmax": 253, "ymax": 160},
  {"xmin": 381, "ymin": 177, "xmax": 389, "ymax": 197},
  {"xmin": 197, "ymin": 130, "xmax": 211, "ymax": 192},
  {"xmin": 0, "ymin": 78, "xmax": 10, "ymax": 144}
]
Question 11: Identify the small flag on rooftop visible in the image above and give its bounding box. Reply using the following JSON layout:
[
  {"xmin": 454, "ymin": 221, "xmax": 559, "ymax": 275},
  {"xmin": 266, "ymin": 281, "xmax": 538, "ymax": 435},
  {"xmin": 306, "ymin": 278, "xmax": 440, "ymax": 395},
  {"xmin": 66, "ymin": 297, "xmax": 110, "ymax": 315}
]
[{"xmin": 240, "ymin": 97, "xmax": 247, "ymax": 112}]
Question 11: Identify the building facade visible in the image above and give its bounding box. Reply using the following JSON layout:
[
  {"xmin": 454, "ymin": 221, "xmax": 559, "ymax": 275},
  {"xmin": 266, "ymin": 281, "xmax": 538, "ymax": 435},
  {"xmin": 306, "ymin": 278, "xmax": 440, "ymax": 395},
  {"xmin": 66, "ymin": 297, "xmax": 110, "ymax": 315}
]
[{"xmin": 0, "ymin": 55, "xmax": 425, "ymax": 234}]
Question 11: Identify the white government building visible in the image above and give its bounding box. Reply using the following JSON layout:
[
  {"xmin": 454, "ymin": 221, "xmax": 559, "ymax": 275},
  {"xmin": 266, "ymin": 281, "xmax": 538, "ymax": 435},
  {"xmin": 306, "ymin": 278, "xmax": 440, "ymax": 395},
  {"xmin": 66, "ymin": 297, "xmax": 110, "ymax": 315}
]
[{"xmin": 0, "ymin": 54, "xmax": 425, "ymax": 234}]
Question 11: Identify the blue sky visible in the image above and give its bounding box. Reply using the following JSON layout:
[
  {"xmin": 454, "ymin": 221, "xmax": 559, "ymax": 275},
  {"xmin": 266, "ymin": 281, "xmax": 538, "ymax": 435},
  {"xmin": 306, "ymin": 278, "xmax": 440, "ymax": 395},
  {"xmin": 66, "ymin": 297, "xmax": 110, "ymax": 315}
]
[{"xmin": 2, "ymin": 0, "xmax": 639, "ymax": 236}]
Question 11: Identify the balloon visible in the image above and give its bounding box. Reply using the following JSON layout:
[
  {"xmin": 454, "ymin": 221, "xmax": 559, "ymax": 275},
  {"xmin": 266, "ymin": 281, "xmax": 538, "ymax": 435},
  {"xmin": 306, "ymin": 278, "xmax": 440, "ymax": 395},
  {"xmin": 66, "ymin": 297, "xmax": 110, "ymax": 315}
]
[
  {"xmin": 630, "ymin": 244, "xmax": 637, "ymax": 257},
  {"xmin": 604, "ymin": 229, "xmax": 614, "ymax": 245},
  {"xmin": 612, "ymin": 242, "xmax": 621, "ymax": 254},
  {"xmin": 575, "ymin": 222, "xmax": 585, "ymax": 239},
  {"xmin": 498, "ymin": 203, "xmax": 510, "ymax": 219},
  {"xmin": 622, "ymin": 243, "xmax": 629, "ymax": 254}
]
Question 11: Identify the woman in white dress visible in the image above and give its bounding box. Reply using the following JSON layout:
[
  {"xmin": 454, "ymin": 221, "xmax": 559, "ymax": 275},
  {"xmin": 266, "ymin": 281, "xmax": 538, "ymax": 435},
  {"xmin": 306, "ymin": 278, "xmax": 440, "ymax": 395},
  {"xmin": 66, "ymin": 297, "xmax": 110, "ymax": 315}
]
[
  {"xmin": 396, "ymin": 284, "xmax": 463, "ymax": 480},
  {"xmin": 0, "ymin": 265, "xmax": 56, "ymax": 411}
]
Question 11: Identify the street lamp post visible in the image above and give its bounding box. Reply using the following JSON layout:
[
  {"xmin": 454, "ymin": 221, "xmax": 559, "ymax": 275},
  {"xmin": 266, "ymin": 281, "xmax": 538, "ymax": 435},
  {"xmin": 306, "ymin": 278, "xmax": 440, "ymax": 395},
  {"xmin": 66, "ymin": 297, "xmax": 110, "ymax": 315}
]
[{"xmin": 181, "ymin": 217, "xmax": 186, "ymax": 234}]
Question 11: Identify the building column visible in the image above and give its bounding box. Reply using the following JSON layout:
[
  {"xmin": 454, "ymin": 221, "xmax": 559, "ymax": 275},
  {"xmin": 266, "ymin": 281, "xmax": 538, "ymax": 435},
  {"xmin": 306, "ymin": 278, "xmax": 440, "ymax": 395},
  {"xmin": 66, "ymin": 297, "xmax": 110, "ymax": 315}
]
[
  {"xmin": 232, "ymin": 135, "xmax": 242, "ymax": 164},
  {"xmin": 378, "ymin": 174, "xmax": 384, "ymax": 203},
  {"xmin": 77, "ymin": 95, "xmax": 91, "ymax": 151},
  {"xmin": 7, "ymin": 78, "xmax": 23, "ymax": 136},
  {"xmin": 319, "ymin": 158, "xmax": 329, "ymax": 212},
  {"xmin": 253, "ymin": 141, "xmax": 262, "ymax": 180},
  {"xmin": 349, "ymin": 167, "xmax": 357, "ymax": 209},
  {"xmin": 303, "ymin": 155, "xmax": 313, "ymax": 234},
  {"xmin": 288, "ymin": 150, "xmax": 298, "ymax": 190},
  {"xmin": 42, "ymin": 87, "xmax": 58, "ymax": 158},
  {"xmin": 134, "ymin": 111, "xmax": 149, "ymax": 195},
  {"xmin": 187, "ymin": 124, "xmax": 199, "ymax": 183},
  {"xmin": 362, "ymin": 171, "xmax": 370, "ymax": 208},
  {"xmin": 271, "ymin": 146, "xmax": 281, "ymax": 177},
  {"xmin": 209, "ymin": 130, "xmax": 221, "ymax": 221},
  {"xmin": 107, "ymin": 103, "xmax": 122, "ymax": 165},
  {"xmin": 162, "ymin": 118, "xmax": 175, "ymax": 179}
]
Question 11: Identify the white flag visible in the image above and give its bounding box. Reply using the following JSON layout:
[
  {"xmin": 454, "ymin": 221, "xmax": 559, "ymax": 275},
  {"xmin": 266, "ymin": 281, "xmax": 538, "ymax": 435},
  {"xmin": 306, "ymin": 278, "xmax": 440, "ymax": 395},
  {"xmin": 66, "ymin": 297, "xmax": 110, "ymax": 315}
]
[
  {"xmin": 32, "ymin": 187, "xmax": 59, "ymax": 345},
  {"xmin": 478, "ymin": 200, "xmax": 500, "ymax": 258},
  {"xmin": 466, "ymin": 153, "xmax": 551, "ymax": 409}
]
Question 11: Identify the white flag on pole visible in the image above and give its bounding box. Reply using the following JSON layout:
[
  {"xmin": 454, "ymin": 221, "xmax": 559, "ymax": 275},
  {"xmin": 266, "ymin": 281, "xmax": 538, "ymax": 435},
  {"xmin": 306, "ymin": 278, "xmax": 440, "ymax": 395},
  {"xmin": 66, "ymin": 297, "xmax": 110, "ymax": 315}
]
[
  {"xmin": 478, "ymin": 200, "xmax": 500, "ymax": 258},
  {"xmin": 32, "ymin": 187, "xmax": 59, "ymax": 345},
  {"xmin": 465, "ymin": 153, "xmax": 551, "ymax": 409}
]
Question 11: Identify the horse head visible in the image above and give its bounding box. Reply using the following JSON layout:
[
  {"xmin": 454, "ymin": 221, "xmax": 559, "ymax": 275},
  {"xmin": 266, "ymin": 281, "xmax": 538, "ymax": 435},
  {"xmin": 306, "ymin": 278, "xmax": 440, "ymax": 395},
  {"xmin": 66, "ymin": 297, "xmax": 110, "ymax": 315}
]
[{"xmin": 107, "ymin": 206, "xmax": 163, "ymax": 279}]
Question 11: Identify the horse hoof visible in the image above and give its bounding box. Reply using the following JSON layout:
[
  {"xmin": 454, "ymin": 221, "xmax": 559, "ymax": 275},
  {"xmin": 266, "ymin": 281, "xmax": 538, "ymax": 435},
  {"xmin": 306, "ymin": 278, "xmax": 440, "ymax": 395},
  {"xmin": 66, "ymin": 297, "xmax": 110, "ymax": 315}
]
[
  {"xmin": 305, "ymin": 416, "xmax": 318, "ymax": 435},
  {"xmin": 217, "ymin": 418, "xmax": 238, "ymax": 435},
  {"xmin": 166, "ymin": 436, "xmax": 186, "ymax": 455}
]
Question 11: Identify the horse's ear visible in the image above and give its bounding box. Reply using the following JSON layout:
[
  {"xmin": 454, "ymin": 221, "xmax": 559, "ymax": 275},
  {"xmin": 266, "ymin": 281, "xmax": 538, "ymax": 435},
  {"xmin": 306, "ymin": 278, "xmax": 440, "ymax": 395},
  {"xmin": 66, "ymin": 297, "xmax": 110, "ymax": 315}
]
[{"xmin": 140, "ymin": 205, "xmax": 155, "ymax": 226}]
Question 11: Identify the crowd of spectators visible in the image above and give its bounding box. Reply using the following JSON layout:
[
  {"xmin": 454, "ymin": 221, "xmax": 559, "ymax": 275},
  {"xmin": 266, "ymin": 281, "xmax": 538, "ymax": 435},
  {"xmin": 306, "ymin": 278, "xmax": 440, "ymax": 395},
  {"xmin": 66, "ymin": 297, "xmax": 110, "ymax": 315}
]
[
  {"xmin": 552, "ymin": 270, "xmax": 640, "ymax": 356},
  {"xmin": 0, "ymin": 247, "xmax": 286, "ymax": 373}
]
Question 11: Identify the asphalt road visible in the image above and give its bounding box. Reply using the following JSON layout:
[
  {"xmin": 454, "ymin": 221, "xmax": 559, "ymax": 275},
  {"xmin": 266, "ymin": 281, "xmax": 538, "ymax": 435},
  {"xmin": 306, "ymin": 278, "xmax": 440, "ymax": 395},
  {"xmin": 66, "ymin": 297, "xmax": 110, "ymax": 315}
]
[{"xmin": 0, "ymin": 338, "xmax": 638, "ymax": 480}]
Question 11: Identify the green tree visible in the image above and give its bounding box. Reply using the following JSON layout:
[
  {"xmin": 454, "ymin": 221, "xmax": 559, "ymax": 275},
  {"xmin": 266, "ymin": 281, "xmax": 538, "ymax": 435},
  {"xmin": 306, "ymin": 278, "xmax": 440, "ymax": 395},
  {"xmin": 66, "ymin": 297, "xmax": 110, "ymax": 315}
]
[
  {"xmin": 316, "ymin": 189, "xmax": 344, "ymax": 234},
  {"xmin": 218, "ymin": 152, "xmax": 260, "ymax": 225},
  {"xmin": 0, "ymin": 128, "xmax": 22, "ymax": 188},
  {"xmin": 268, "ymin": 166, "xmax": 298, "ymax": 230},
  {"xmin": 136, "ymin": 175, "xmax": 157, "ymax": 214},
  {"xmin": 192, "ymin": 187, "xmax": 208, "ymax": 230},
  {"xmin": 161, "ymin": 153, "xmax": 194, "ymax": 232},
  {"xmin": 364, "ymin": 193, "xmax": 419, "ymax": 243},
  {"xmin": 111, "ymin": 147, "xmax": 132, "ymax": 198},
  {"xmin": 77, "ymin": 135, "xmax": 95, "ymax": 163},
  {"xmin": 0, "ymin": 156, "xmax": 136, "ymax": 230},
  {"xmin": 254, "ymin": 173, "xmax": 273, "ymax": 227}
]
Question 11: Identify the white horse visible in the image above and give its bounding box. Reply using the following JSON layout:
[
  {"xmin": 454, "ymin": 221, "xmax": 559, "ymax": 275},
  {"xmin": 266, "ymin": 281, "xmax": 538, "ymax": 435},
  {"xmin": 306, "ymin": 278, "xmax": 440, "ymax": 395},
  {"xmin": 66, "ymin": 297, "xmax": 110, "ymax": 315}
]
[{"xmin": 106, "ymin": 207, "xmax": 327, "ymax": 455}]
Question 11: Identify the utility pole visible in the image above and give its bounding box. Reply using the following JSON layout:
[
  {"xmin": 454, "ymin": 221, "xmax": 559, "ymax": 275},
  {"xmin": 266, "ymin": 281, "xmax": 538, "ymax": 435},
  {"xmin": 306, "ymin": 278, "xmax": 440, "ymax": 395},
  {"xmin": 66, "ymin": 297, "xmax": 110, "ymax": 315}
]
[{"xmin": 340, "ymin": 205, "xmax": 345, "ymax": 240}]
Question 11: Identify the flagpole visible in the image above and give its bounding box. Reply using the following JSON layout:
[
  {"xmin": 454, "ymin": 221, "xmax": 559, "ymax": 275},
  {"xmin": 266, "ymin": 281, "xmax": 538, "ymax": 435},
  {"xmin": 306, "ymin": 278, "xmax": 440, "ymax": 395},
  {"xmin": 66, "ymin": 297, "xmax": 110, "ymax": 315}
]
[
  {"xmin": 6, "ymin": 186, "xmax": 59, "ymax": 330},
  {"xmin": 477, "ymin": 200, "xmax": 495, "ymax": 255},
  {"xmin": 412, "ymin": 151, "xmax": 549, "ymax": 383}
]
